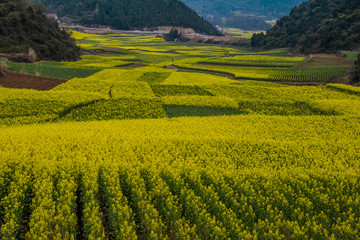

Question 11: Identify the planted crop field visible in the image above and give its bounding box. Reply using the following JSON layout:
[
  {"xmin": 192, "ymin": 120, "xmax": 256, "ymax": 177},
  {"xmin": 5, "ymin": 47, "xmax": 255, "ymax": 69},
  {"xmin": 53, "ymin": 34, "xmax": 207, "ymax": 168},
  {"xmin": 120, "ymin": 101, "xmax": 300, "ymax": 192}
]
[
  {"xmin": 199, "ymin": 55, "xmax": 306, "ymax": 68},
  {"xmin": 1, "ymin": 32, "xmax": 360, "ymax": 239},
  {"xmin": 1, "ymin": 116, "xmax": 360, "ymax": 239},
  {"xmin": 175, "ymin": 63, "xmax": 349, "ymax": 82}
]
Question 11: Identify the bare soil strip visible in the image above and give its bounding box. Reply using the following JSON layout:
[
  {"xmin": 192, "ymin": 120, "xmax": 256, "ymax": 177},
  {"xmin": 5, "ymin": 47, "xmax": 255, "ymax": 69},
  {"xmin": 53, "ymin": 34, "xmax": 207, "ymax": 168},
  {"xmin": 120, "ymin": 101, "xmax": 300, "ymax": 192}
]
[
  {"xmin": 0, "ymin": 72, "xmax": 66, "ymax": 91},
  {"xmin": 309, "ymin": 54, "xmax": 345, "ymax": 61}
]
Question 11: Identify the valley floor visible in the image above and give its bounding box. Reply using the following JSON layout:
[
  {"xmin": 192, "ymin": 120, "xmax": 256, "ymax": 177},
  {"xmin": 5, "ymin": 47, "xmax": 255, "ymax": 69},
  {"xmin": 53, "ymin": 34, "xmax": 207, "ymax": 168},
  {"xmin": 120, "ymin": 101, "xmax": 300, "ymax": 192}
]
[{"xmin": 0, "ymin": 32, "xmax": 359, "ymax": 239}]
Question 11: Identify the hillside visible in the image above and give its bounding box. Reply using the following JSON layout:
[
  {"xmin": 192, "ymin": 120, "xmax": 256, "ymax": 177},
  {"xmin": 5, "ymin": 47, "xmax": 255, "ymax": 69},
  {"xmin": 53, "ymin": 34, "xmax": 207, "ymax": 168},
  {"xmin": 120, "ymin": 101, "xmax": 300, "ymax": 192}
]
[
  {"xmin": 0, "ymin": 0, "xmax": 80, "ymax": 61},
  {"xmin": 225, "ymin": 14, "xmax": 272, "ymax": 31},
  {"xmin": 251, "ymin": 0, "xmax": 360, "ymax": 53},
  {"xmin": 181, "ymin": 0, "xmax": 306, "ymax": 30},
  {"xmin": 38, "ymin": 0, "xmax": 220, "ymax": 35},
  {"xmin": 182, "ymin": 0, "xmax": 306, "ymax": 20}
]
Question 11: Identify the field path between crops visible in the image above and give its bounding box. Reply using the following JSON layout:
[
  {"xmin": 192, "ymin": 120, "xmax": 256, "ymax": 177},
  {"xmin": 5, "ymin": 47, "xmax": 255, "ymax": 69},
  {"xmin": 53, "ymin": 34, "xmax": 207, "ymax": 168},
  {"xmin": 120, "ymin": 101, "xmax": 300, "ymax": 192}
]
[{"xmin": 0, "ymin": 72, "xmax": 66, "ymax": 90}]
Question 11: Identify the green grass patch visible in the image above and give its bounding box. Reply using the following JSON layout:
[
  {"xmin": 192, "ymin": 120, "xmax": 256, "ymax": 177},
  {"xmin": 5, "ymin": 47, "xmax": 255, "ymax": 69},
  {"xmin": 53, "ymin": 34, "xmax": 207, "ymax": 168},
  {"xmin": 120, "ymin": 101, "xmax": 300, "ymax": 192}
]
[
  {"xmin": 341, "ymin": 51, "xmax": 359, "ymax": 62},
  {"xmin": 6, "ymin": 61, "xmax": 100, "ymax": 80}
]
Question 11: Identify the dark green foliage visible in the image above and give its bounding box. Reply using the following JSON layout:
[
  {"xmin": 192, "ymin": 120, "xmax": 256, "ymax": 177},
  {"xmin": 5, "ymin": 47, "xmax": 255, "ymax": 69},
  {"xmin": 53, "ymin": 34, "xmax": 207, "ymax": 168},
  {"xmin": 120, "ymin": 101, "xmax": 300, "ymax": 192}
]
[
  {"xmin": 150, "ymin": 85, "xmax": 214, "ymax": 97},
  {"xmin": 164, "ymin": 29, "xmax": 182, "ymax": 41},
  {"xmin": 164, "ymin": 105, "xmax": 242, "ymax": 118},
  {"xmin": 252, "ymin": 0, "xmax": 360, "ymax": 53},
  {"xmin": 0, "ymin": 66, "xmax": 5, "ymax": 77},
  {"xmin": 38, "ymin": 0, "xmax": 221, "ymax": 36},
  {"xmin": 354, "ymin": 54, "xmax": 360, "ymax": 82},
  {"xmin": 182, "ymin": 0, "xmax": 306, "ymax": 20},
  {"xmin": 251, "ymin": 32, "xmax": 266, "ymax": 48},
  {"xmin": 182, "ymin": 0, "xmax": 305, "ymax": 30},
  {"xmin": 0, "ymin": 0, "xmax": 80, "ymax": 61},
  {"xmin": 225, "ymin": 15, "xmax": 272, "ymax": 31}
]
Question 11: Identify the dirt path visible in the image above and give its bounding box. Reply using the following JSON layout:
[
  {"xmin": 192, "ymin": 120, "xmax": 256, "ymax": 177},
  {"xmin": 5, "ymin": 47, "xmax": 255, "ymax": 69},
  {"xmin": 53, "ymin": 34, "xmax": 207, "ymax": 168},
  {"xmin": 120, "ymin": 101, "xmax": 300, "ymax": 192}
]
[{"xmin": 0, "ymin": 72, "xmax": 66, "ymax": 91}]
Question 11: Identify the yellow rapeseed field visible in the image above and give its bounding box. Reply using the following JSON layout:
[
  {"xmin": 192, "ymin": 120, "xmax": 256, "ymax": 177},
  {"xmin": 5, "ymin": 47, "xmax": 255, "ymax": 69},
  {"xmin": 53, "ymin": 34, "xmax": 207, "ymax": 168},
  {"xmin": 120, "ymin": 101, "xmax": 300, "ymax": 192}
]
[{"xmin": 1, "ymin": 31, "xmax": 359, "ymax": 239}]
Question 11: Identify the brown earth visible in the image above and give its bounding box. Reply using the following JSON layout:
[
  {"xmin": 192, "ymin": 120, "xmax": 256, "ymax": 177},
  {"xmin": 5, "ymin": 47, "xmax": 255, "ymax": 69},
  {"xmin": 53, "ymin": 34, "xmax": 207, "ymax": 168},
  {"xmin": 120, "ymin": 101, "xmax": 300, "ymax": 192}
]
[
  {"xmin": 0, "ymin": 72, "xmax": 66, "ymax": 91},
  {"xmin": 158, "ymin": 26, "xmax": 196, "ymax": 35},
  {"xmin": 308, "ymin": 54, "xmax": 346, "ymax": 62}
]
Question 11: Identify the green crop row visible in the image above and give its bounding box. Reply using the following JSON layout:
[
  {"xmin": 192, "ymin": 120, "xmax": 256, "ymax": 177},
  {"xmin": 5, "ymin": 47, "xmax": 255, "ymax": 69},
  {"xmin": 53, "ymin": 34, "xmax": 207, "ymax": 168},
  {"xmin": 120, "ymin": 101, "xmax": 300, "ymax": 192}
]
[{"xmin": 175, "ymin": 63, "xmax": 349, "ymax": 82}]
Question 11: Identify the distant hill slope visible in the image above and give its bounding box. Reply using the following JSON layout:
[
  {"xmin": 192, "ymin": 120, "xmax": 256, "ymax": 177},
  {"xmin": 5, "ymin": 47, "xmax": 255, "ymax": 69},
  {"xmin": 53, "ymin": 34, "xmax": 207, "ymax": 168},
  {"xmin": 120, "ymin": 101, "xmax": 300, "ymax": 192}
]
[
  {"xmin": 181, "ymin": 0, "xmax": 305, "ymax": 30},
  {"xmin": 225, "ymin": 15, "xmax": 271, "ymax": 31},
  {"xmin": 38, "ymin": 0, "xmax": 220, "ymax": 35},
  {"xmin": 251, "ymin": 0, "xmax": 360, "ymax": 53},
  {"xmin": 0, "ymin": 0, "xmax": 80, "ymax": 61},
  {"xmin": 181, "ymin": 0, "xmax": 306, "ymax": 20}
]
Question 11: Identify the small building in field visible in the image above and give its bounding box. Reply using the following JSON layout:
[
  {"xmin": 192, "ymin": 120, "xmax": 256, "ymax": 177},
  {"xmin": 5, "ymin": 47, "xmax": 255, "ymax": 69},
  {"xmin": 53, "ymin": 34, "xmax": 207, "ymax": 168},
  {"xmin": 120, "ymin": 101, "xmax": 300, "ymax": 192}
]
[{"xmin": 45, "ymin": 13, "xmax": 58, "ymax": 20}]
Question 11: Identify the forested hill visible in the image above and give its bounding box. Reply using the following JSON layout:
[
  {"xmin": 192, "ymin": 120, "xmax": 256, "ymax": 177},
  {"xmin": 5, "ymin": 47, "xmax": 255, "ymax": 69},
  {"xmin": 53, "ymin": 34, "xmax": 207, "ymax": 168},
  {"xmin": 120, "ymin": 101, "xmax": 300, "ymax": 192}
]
[
  {"xmin": 0, "ymin": 0, "xmax": 80, "ymax": 61},
  {"xmin": 38, "ymin": 0, "xmax": 220, "ymax": 35},
  {"xmin": 181, "ymin": 0, "xmax": 306, "ymax": 20},
  {"xmin": 251, "ymin": 0, "xmax": 360, "ymax": 53}
]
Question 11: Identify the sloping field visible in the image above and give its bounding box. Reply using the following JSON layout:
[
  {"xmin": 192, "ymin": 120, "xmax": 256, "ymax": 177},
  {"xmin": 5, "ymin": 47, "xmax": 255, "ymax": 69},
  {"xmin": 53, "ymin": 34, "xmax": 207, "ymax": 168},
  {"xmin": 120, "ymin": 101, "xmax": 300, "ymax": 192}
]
[
  {"xmin": 0, "ymin": 32, "xmax": 359, "ymax": 239},
  {"xmin": 1, "ymin": 115, "xmax": 360, "ymax": 239}
]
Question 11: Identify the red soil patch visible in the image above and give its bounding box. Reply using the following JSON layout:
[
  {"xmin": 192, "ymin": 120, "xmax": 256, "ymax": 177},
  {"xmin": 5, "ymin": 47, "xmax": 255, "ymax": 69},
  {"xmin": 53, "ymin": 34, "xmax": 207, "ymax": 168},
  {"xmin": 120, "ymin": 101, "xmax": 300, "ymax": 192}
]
[
  {"xmin": 0, "ymin": 72, "xmax": 66, "ymax": 91},
  {"xmin": 309, "ymin": 54, "xmax": 346, "ymax": 62}
]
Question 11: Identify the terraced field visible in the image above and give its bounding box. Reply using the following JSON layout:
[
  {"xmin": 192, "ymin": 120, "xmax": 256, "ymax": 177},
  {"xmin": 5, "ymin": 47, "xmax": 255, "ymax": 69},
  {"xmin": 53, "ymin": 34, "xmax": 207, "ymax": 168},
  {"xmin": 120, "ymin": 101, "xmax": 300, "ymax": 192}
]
[{"xmin": 0, "ymin": 32, "xmax": 359, "ymax": 239}]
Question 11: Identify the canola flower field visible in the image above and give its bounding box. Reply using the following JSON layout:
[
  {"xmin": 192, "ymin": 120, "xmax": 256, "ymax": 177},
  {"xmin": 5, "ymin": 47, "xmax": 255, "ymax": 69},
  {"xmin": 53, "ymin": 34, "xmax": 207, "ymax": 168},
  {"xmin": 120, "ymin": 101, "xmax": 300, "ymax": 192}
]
[{"xmin": 0, "ymin": 32, "xmax": 360, "ymax": 239}]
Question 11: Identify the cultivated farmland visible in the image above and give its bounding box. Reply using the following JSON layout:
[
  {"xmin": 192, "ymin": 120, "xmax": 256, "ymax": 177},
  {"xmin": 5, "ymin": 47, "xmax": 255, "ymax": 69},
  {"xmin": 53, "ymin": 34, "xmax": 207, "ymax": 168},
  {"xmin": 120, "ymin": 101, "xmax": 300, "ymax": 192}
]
[{"xmin": 0, "ymin": 32, "xmax": 359, "ymax": 239}]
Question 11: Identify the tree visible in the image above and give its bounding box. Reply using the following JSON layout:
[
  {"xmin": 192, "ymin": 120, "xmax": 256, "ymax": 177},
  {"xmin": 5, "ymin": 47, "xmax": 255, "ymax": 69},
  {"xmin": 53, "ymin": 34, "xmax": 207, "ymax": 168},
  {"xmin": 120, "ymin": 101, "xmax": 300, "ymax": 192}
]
[
  {"xmin": 0, "ymin": 65, "xmax": 6, "ymax": 77},
  {"xmin": 251, "ymin": 32, "xmax": 266, "ymax": 48},
  {"xmin": 164, "ymin": 28, "xmax": 181, "ymax": 41},
  {"xmin": 353, "ymin": 54, "xmax": 360, "ymax": 82}
]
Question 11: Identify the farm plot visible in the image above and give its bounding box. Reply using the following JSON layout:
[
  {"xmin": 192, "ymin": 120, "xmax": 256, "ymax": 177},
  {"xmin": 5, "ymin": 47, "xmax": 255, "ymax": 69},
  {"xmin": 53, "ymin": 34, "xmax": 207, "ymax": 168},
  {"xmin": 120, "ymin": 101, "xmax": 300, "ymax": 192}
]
[
  {"xmin": 199, "ymin": 55, "xmax": 306, "ymax": 67},
  {"xmin": 0, "ymin": 115, "xmax": 359, "ymax": 239},
  {"xmin": 175, "ymin": 63, "xmax": 349, "ymax": 82}
]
